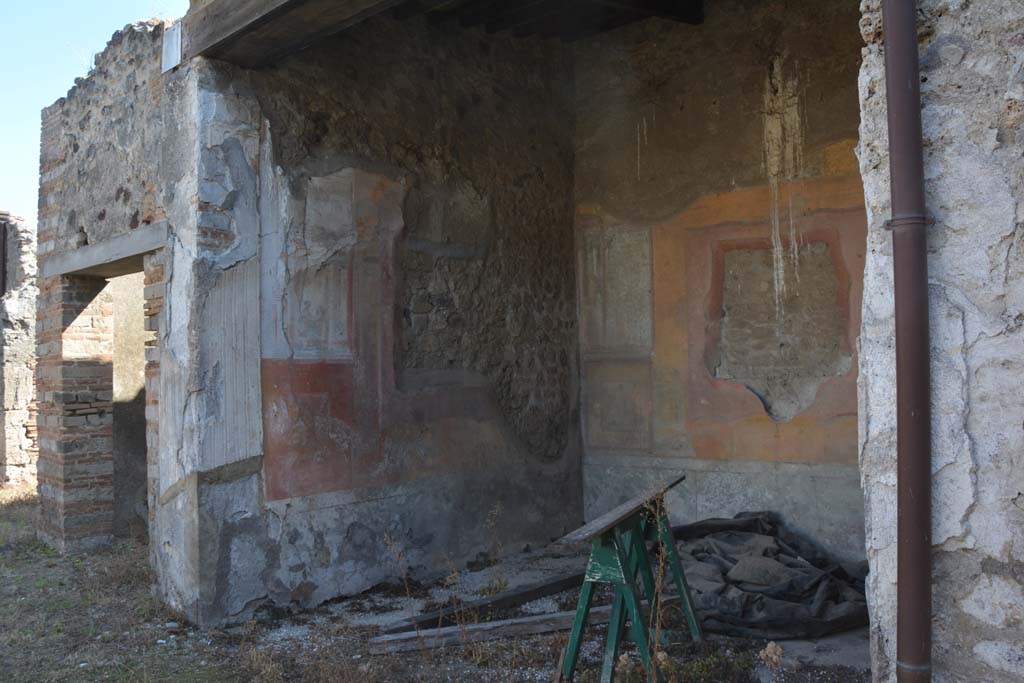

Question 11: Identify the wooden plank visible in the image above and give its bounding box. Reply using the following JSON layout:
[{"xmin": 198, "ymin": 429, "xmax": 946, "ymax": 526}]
[
  {"xmin": 182, "ymin": 0, "xmax": 401, "ymax": 68},
  {"xmin": 370, "ymin": 604, "xmax": 612, "ymax": 654},
  {"xmin": 380, "ymin": 571, "xmax": 585, "ymax": 634},
  {"xmin": 395, "ymin": 0, "xmax": 466, "ymax": 19},
  {"xmin": 369, "ymin": 595, "xmax": 683, "ymax": 654},
  {"xmin": 182, "ymin": 0, "xmax": 296, "ymax": 59},
  {"xmin": 556, "ymin": 5, "xmax": 641, "ymax": 41},
  {"xmin": 452, "ymin": 0, "xmax": 506, "ymax": 26},
  {"xmin": 587, "ymin": 0, "xmax": 703, "ymax": 24},
  {"xmin": 555, "ymin": 475, "xmax": 685, "ymax": 546},
  {"xmin": 482, "ymin": 0, "xmax": 560, "ymax": 32}
]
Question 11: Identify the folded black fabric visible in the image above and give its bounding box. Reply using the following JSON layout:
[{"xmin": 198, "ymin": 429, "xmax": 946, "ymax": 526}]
[{"xmin": 671, "ymin": 512, "xmax": 869, "ymax": 639}]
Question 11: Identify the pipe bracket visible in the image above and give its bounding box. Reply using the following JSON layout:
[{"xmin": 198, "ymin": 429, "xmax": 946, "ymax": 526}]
[{"xmin": 885, "ymin": 214, "xmax": 934, "ymax": 231}]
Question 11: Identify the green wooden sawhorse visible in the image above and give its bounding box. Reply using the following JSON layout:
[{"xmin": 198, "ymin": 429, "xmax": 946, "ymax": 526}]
[{"xmin": 555, "ymin": 476, "xmax": 702, "ymax": 683}]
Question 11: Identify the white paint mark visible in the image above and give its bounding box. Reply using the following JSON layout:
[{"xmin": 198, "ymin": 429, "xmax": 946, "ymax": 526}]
[
  {"xmin": 636, "ymin": 121, "xmax": 642, "ymax": 182},
  {"xmin": 762, "ymin": 53, "xmax": 805, "ymax": 318},
  {"xmin": 788, "ymin": 193, "xmax": 800, "ymax": 283}
]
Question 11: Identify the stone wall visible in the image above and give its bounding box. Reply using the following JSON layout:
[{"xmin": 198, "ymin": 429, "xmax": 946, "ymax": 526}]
[
  {"xmin": 36, "ymin": 21, "xmax": 189, "ymax": 553},
  {"xmin": 0, "ymin": 211, "xmax": 37, "ymax": 485},
  {"xmin": 574, "ymin": 0, "xmax": 868, "ymax": 561},
  {"xmin": 172, "ymin": 14, "xmax": 581, "ymax": 624},
  {"xmin": 39, "ymin": 15, "xmax": 580, "ymax": 624},
  {"xmin": 857, "ymin": 1, "xmax": 1024, "ymax": 680}
]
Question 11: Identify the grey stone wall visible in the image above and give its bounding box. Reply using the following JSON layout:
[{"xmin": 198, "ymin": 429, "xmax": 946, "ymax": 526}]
[
  {"xmin": 0, "ymin": 211, "xmax": 37, "ymax": 485},
  {"xmin": 857, "ymin": 1, "xmax": 1024, "ymax": 680}
]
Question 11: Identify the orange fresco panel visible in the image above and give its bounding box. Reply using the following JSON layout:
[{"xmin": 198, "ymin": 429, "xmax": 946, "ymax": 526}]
[{"xmin": 591, "ymin": 173, "xmax": 868, "ymax": 465}]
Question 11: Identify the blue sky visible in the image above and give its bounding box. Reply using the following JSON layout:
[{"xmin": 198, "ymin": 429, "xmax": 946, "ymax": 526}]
[{"xmin": 0, "ymin": 0, "xmax": 190, "ymax": 229}]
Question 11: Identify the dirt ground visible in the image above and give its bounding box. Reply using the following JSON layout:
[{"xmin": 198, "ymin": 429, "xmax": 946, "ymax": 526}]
[{"xmin": 0, "ymin": 484, "xmax": 869, "ymax": 683}]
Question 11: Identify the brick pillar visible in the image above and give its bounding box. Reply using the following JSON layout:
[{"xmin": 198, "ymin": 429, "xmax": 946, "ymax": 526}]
[{"xmin": 36, "ymin": 275, "xmax": 115, "ymax": 552}]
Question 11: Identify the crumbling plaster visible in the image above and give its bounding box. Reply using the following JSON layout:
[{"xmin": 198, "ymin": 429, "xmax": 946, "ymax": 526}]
[
  {"xmin": 574, "ymin": 0, "xmax": 868, "ymax": 562},
  {"xmin": 41, "ymin": 16, "xmax": 582, "ymax": 626},
  {"xmin": 857, "ymin": 0, "xmax": 1024, "ymax": 679},
  {"xmin": 185, "ymin": 14, "xmax": 582, "ymax": 624}
]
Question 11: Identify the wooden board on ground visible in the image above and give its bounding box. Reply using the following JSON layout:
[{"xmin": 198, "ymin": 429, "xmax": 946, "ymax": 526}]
[
  {"xmin": 555, "ymin": 475, "xmax": 686, "ymax": 546},
  {"xmin": 369, "ymin": 595, "xmax": 681, "ymax": 654},
  {"xmin": 380, "ymin": 571, "xmax": 585, "ymax": 634}
]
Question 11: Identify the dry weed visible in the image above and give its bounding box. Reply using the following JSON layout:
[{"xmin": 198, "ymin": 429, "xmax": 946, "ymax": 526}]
[{"xmin": 240, "ymin": 644, "xmax": 286, "ymax": 683}]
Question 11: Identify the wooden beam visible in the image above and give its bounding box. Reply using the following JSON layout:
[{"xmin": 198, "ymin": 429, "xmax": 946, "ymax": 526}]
[
  {"xmin": 182, "ymin": 0, "xmax": 402, "ymax": 68},
  {"xmin": 393, "ymin": 0, "xmax": 465, "ymax": 21},
  {"xmin": 557, "ymin": 8, "xmax": 641, "ymax": 42},
  {"xmin": 370, "ymin": 594, "xmax": 683, "ymax": 653},
  {"xmin": 370, "ymin": 605, "xmax": 612, "ymax": 653},
  {"xmin": 450, "ymin": 0, "xmax": 502, "ymax": 26},
  {"xmin": 586, "ymin": 0, "xmax": 703, "ymax": 24},
  {"xmin": 482, "ymin": 0, "xmax": 560, "ymax": 32},
  {"xmin": 380, "ymin": 571, "xmax": 585, "ymax": 634},
  {"xmin": 504, "ymin": 0, "xmax": 643, "ymax": 41}
]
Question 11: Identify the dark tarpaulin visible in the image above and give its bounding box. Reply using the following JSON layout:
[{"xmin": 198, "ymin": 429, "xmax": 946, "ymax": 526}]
[{"xmin": 672, "ymin": 512, "xmax": 869, "ymax": 640}]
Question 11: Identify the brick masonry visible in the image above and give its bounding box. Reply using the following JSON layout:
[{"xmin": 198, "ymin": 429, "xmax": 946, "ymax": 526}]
[
  {"xmin": 35, "ymin": 276, "xmax": 115, "ymax": 551},
  {"xmin": 34, "ymin": 22, "xmax": 172, "ymax": 553}
]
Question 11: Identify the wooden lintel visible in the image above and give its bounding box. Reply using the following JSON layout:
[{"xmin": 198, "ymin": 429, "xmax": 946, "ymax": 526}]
[{"xmin": 181, "ymin": 0, "xmax": 402, "ymax": 68}]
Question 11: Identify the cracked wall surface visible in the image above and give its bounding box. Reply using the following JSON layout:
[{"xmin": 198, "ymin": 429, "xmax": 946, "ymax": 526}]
[
  {"xmin": 714, "ymin": 243, "xmax": 852, "ymax": 422},
  {"xmin": 37, "ymin": 22, "xmax": 193, "ymax": 563},
  {"xmin": 0, "ymin": 212, "xmax": 38, "ymax": 485},
  {"xmin": 857, "ymin": 0, "xmax": 1024, "ymax": 679},
  {"xmin": 574, "ymin": 0, "xmax": 868, "ymax": 561},
  {"xmin": 224, "ymin": 14, "xmax": 579, "ymax": 623},
  {"xmin": 38, "ymin": 16, "xmax": 581, "ymax": 626}
]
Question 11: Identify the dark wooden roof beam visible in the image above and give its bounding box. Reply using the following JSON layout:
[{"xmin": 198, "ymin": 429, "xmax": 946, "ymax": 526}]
[
  {"xmin": 588, "ymin": 0, "xmax": 703, "ymax": 24},
  {"xmin": 483, "ymin": 0, "xmax": 565, "ymax": 32},
  {"xmin": 182, "ymin": 0, "xmax": 402, "ymax": 68},
  {"xmin": 555, "ymin": 5, "xmax": 643, "ymax": 41}
]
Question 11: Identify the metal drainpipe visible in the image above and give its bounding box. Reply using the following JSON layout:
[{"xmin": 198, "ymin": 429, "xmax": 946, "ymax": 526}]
[{"xmin": 882, "ymin": 1, "xmax": 932, "ymax": 681}]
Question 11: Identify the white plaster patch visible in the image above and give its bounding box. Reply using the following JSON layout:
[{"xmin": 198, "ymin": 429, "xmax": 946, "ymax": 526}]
[
  {"xmin": 973, "ymin": 640, "xmax": 1024, "ymax": 678},
  {"xmin": 858, "ymin": 0, "xmax": 1024, "ymax": 678},
  {"xmin": 961, "ymin": 575, "xmax": 1024, "ymax": 628}
]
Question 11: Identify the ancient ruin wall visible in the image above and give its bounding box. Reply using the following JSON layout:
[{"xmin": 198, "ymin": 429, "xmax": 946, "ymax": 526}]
[
  {"xmin": 857, "ymin": 1, "xmax": 1024, "ymax": 679},
  {"xmin": 154, "ymin": 16, "xmax": 581, "ymax": 624},
  {"xmin": 574, "ymin": 0, "xmax": 868, "ymax": 560},
  {"xmin": 38, "ymin": 27, "xmax": 171, "ymax": 258},
  {"xmin": 249, "ymin": 15, "xmax": 578, "ymax": 464},
  {"xmin": 0, "ymin": 212, "xmax": 37, "ymax": 485},
  {"xmin": 36, "ymin": 21, "xmax": 196, "ymax": 565}
]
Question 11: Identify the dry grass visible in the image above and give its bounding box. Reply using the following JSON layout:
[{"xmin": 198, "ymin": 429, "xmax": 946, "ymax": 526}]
[
  {"xmin": 1, "ymin": 484, "xmax": 858, "ymax": 683},
  {"xmin": 0, "ymin": 483, "xmax": 235, "ymax": 683},
  {"xmin": 0, "ymin": 481, "xmax": 36, "ymax": 548}
]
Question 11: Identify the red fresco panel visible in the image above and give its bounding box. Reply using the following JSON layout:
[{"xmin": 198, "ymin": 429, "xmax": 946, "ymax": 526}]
[{"xmin": 262, "ymin": 359, "xmax": 357, "ymax": 501}]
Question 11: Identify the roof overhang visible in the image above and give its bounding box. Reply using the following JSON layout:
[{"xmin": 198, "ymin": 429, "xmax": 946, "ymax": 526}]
[{"xmin": 181, "ymin": 0, "xmax": 702, "ymax": 69}]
